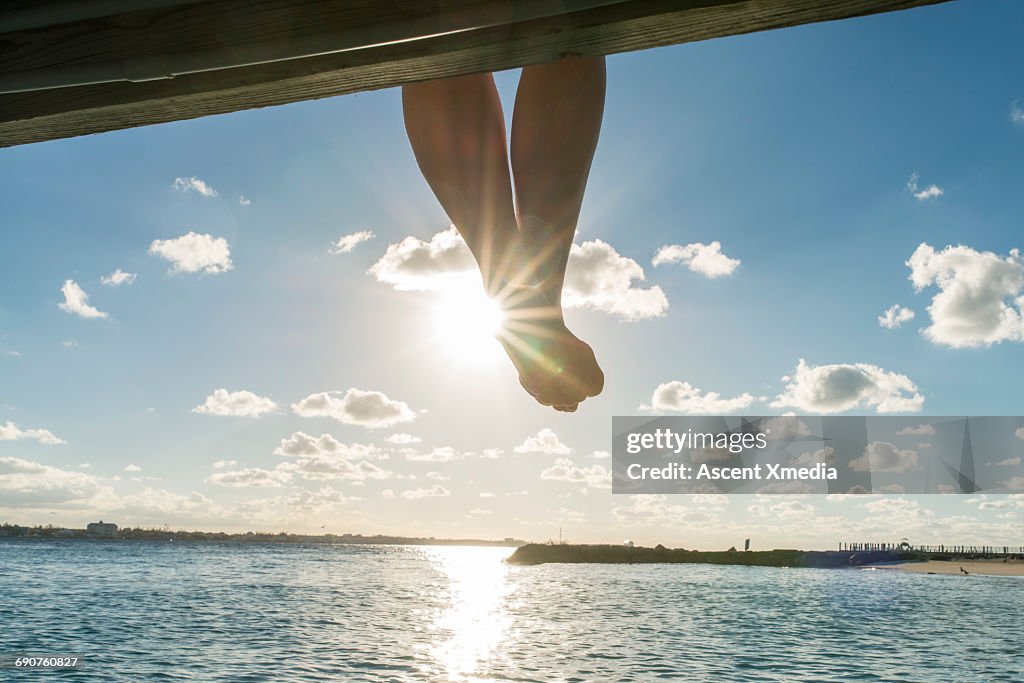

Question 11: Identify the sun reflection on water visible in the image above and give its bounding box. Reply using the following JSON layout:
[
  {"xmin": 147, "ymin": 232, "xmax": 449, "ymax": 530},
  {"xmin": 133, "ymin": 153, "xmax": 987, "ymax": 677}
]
[{"xmin": 423, "ymin": 546, "xmax": 516, "ymax": 682}]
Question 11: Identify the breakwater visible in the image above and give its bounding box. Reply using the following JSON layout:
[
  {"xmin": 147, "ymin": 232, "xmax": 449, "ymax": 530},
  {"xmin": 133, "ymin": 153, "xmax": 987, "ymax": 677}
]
[{"xmin": 507, "ymin": 543, "xmax": 915, "ymax": 568}]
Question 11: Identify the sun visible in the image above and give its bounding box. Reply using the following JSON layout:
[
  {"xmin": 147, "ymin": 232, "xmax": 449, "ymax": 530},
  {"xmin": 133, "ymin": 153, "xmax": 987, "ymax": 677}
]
[{"xmin": 431, "ymin": 282, "xmax": 505, "ymax": 365}]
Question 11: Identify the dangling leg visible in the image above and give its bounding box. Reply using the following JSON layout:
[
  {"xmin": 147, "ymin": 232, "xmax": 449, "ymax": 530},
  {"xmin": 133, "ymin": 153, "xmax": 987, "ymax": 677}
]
[
  {"xmin": 402, "ymin": 74, "xmax": 522, "ymax": 296},
  {"xmin": 498, "ymin": 56, "xmax": 607, "ymax": 411}
]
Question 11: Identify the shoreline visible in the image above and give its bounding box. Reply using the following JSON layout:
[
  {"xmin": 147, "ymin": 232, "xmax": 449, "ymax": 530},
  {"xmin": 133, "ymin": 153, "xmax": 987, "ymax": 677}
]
[{"xmin": 506, "ymin": 543, "xmax": 1023, "ymax": 571}]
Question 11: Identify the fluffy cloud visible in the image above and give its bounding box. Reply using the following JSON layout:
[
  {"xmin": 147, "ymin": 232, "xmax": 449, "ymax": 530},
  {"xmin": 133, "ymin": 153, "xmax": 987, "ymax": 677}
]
[
  {"xmin": 0, "ymin": 456, "xmax": 103, "ymax": 506},
  {"xmin": 239, "ymin": 195, "xmax": 252, "ymax": 206},
  {"xmin": 540, "ymin": 458, "xmax": 611, "ymax": 489},
  {"xmin": 878, "ymin": 304, "xmax": 915, "ymax": 330},
  {"xmin": 192, "ymin": 389, "xmax": 277, "ymax": 417},
  {"xmin": 991, "ymin": 457, "xmax": 1021, "ymax": 466},
  {"xmin": 850, "ymin": 441, "xmax": 920, "ymax": 473},
  {"xmin": 278, "ymin": 457, "xmax": 392, "ymax": 481},
  {"xmin": 906, "ymin": 173, "xmax": 943, "ymax": 201},
  {"xmin": 172, "ymin": 176, "xmax": 217, "ymax": 197},
  {"xmin": 790, "ymin": 447, "xmax": 835, "ymax": 467},
  {"xmin": 329, "ymin": 230, "xmax": 375, "ymax": 255},
  {"xmin": 907, "ymin": 243, "xmax": 1024, "ymax": 348},
  {"xmin": 563, "ymin": 239, "xmax": 668, "ymax": 320},
  {"xmin": 771, "ymin": 359, "xmax": 924, "ymax": 413},
  {"xmin": 287, "ymin": 486, "xmax": 360, "ymax": 510},
  {"xmin": 212, "ymin": 459, "xmax": 237, "ymax": 468},
  {"xmin": 292, "ymin": 389, "xmax": 415, "ymax": 428},
  {"xmin": 651, "ymin": 241, "xmax": 740, "ymax": 278},
  {"xmin": 896, "ymin": 424, "xmax": 935, "ymax": 436},
  {"xmin": 207, "ymin": 467, "xmax": 291, "ymax": 487},
  {"xmin": 370, "ymin": 228, "xmax": 666, "ymax": 320},
  {"xmin": 386, "ymin": 433, "xmax": 421, "ymax": 445},
  {"xmin": 101, "ymin": 269, "xmax": 137, "ymax": 286},
  {"xmin": 0, "ymin": 421, "xmax": 65, "ymax": 445},
  {"xmin": 1012, "ymin": 101, "xmax": 1024, "ymax": 126},
  {"xmin": 404, "ymin": 447, "xmax": 463, "ymax": 462},
  {"xmin": 124, "ymin": 464, "xmax": 142, "ymax": 472},
  {"xmin": 149, "ymin": 232, "xmax": 233, "ymax": 274},
  {"xmin": 1016, "ymin": 427, "xmax": 1024, "ymax": 441},
  {"xmin": 401, "ymin": 485, "xmax": 450, "ymax": 500},
  {"xmin": 763, "ymin": 416, "xmax": 812, "ymax": 441},
  {"xmin": 640, "ymin": 381, "xmax": 757, "ymax": 414},
  {"xmin": 58, "ymin": 280, "xmax": 108, "ymax": 319},
  {"xmin": 368, "ymin": 226, "xmax": 476, "ymax": 291},
  {"xmin": 514, "ymin": 428, "xmax": 572, "ymax": 455},
  {"xmin": 273, "ymin": 432, "xmax": 387, "ymax": 460}
]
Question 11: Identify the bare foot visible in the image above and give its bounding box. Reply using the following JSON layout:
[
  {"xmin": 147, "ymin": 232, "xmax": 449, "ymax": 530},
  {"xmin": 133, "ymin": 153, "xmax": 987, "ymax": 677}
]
[{"xmin": 495, "ymin": 283, "xmax": 604, "ymax": 411}]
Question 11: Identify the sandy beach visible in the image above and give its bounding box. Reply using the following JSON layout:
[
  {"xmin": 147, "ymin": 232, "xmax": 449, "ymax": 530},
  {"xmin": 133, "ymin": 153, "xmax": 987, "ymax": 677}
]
[{"xmin": 892, "ymin": 560, "xmax": 1024, "ymax": 577}]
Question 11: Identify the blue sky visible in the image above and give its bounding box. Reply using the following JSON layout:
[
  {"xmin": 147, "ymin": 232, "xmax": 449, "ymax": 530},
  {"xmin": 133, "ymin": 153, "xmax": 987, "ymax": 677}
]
[{"xmin": 2, "ymin": 0, "xmax": 1023, "ymax": 548}]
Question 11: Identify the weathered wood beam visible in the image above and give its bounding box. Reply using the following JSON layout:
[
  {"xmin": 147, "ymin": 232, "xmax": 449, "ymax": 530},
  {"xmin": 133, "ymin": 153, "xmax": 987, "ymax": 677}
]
[{"xmin": 0, "ymin": 0, "xmax": 953, "ymax": 147}]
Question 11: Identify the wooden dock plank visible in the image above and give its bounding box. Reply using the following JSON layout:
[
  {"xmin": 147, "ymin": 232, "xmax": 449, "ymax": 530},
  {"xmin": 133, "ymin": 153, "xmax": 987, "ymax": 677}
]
[{"xmin": 0, "ymin": 0, "xmax": 952, "ymax": 147}]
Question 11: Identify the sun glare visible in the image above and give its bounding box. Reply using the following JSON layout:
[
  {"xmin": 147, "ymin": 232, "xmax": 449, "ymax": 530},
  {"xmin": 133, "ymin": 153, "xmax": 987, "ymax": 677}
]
[{"xmin": 431, "ymin": 281, "xmax": 505, "ymax": 364}]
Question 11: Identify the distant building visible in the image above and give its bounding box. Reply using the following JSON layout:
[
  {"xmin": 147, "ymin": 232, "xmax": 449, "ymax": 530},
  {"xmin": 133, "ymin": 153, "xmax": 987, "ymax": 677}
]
[{"xmin": 86, "ymin": 521, "xmax": 118, "ymax": 537}]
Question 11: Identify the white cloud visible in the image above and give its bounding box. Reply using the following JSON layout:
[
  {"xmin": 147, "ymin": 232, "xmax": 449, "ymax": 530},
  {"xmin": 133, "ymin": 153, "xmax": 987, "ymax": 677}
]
[
  {"xmin": 124, "ymin": 464, "xmax": 142, "ymax": 472},
  {"xmin": 540, "ymin": 458, "xmax": 611, "ymax": 489},
  {"xmin": 286, "ymin": 486, "xmax": 360, "ymax": 510},
  {"xmin": 368, "ymin": 226, "xmax": 477, "ymax": 291},
  {"xmin": 239, "ymin": 195, "xmax": 252, "ymax": 206},
  {"xmin": 896, "ymin": 424, "xmax": 935, "ymax": 436},
  {"xmin": 386, "ymin": 433, "xmax": 421, "ymax": 445},
  {"xmin": 514, "ymin": 428, "xmax": 572, "ymax": 455},
  {"xmin": 0, "ymin": 456, "xmax": 103, "ymax": 506},
  {"xmin": 292, "ymin": 389, "xmax": 415, "ymax": 428},
  {"xmin": 763, "ymin": 416, "xmax": 811, "ymax": 441},
  {"xmin": 192, "ymin": 389, "xmax": 277, "ymax": 417},
  {"xmin": 401, "ymin": 485, "xmax": 450, "ymax": 500},
  {"xmin": 330, "ymin": 230, "xmax": 376, "ymax": 255},
  {"xmin": 878, "ymin": 304, "xmax": 915, "ymax": 330},
  {"xmin": 1011, "ymin": 101, "xmax": 1024, "ymax": 126},
  {"xmin": 212, "ymin": 459, "xmax": 237, "ymax": 469},
  {"xmin": 907, "ymin": 243, "xmax": 1024, "ymax": 348},
  {"xmin": 991, "ymin": 457, "xmax": 1021, "ymax": 466},
  {"xmin": 593, "ymin": 450, "xmax": 611, "ymax": 459},
  {"xmin": 640, "ymin": 380, "xmax": 757, "ymax": 414},
  {"xmin": 369, "ymin": 228, "xmax": 666, "ymax": 320},
  {"xmin": 405, "ymin": 447, "xmax": 463, "ymax": 462},
  {"xmin": 58, "ymin": 280, "xmax": 108, "ymax": 319},
  {"xmin": 273, "ymin": 432, "xmax": 388, "ymax": 460},
  {"xmin": 906, "ymin": 172, "xmax": 943, "ymax": 201},
  {"xmin": 149, "ymin": 232, "xmax": 233, "ymax": 274},
  {"xmin": 652, "ymin": 241, "xmax": 740, "ymax": 278},
  {"xmin": 850, "ymin": 441, "xmax": 920, "ymax": 473},
  {"xmin": 172, "ymin": 176, "xmax": 217, "ymax": 197},
  {"xmin": 207, "ymin": 467, "xmax": 291, "ymax": 487},
  {"xmin": 0, "ymin": 421, "xmax": 65, "ymax": 445},
  {"xmin": 563, "ymin": 239, "xmax": 668, "ymax": 320},
  {"xmin": 101, "ymin": 269, "xmax": 137, "ymax": 286},
  {"xmin": 790, "ymin": 447, "xmax": 835, "ymax": 467},
  {"xmin": 63, "ymin": 340, "xmax": 78, "ymax": 348},
  {"xmin": 1016, "ymin": 427, "xmax": 1024, "ymax": 441},
  {"xmin": 426, "ymin": 471, "xmax": 449, "ymax": 481},
  {"xmin": 1002, "ymin": 476, "xmax": 1024, "ymax": 490},
  {"xmin": 478, "ymin": 448, "xmax": 503, "ymax": 459},
  {"xmin": 278, "ymin": 457, "xmax": 392, "ymax": 482},
  {"xmin": 771, "ymin": 359, "xmax": 924, "ymax": 413}
]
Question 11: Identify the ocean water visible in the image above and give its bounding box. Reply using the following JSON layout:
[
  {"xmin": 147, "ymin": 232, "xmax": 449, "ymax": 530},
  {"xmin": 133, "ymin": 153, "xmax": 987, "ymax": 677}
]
[{"xmin": 0, "ymin": 541, "xmax": 1020, "ymax": 682}]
